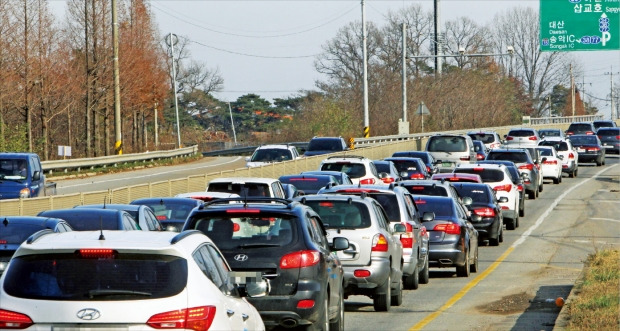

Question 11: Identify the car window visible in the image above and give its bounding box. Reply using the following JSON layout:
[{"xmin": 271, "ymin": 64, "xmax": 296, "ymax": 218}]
[
  {"xmin": 539, "ymin": 140, "xmax": 569, "ymax": 151},
  {"xmin": 307, "ymin": 216, "xmax": 328, "ymax": 248},
  {"xmin": 123, "ymin": 214, "xmax": 139, "ymax": 230},
  {"xmin": 454, "ymin": 185, "xmax": 491, "ymax": 203},
  {"xmin": 402, "ymin": 194, "xmax": 419, "ymax": 221},
  {"xmin": 0, "ymin": 223, "xmax": 48, "ymax": 244},
  {"xmin": 304, "ymin": 200, "xmax": 371, "ymax": 229},
  {"xmin": 468, "ymin": 133, "xmax": 496, "ymax": 144},
  {"xmin": 414, "ymin": 199, "xmax": 454, "ymax": 218},
  {"xmin": 487, "ymin": 151, "xmax": 529, "ymax": 163},
  {"xmin": 454, "ymin": 168, "xmax": 505, "ymax": 182},
  {"xmin": 368, "ymin": 193, "xmax": 401, "ymax": 222},
  {"xmin": 404, "ymin": 184, "xmax": 448, "ymax": 196},
  {"xmin": 598, "ymin": 128, "xmax": 619, "ymax": 136},
  {"xmin": 205, "ymin": 244, "xmax": 236, "ymax": 295},
  {"xmin": 321, "ymin": 162, "xmax": 367, "ymax": 179},
  {"xmin": 193, "ymin": 245, "xmax": 224, "ymax": 288},
  {"xmin": 508, "ymin": 130, "xmax": 536, "ymax": 137},
  {"xmin": 428, "ymin": 136, "xmax": 467, "ymax": 152},
  {"xmin": 372, "ymin": 202, "xmax": 391, "ymax": 231}
]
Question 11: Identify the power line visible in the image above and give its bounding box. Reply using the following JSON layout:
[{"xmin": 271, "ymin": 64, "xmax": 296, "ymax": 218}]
[{"xmin": 189, "ymin": 39, "xmax": 319, "ymax": 58}]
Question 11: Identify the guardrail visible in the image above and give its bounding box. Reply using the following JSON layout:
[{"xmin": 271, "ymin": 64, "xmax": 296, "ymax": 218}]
[
  {"xmin": 42, "ymin": 145, "xmax": 199, "ymax": 174},
  {"xmin": 529, "ymin": 115, "xmax": 603, "ymax": 125}
]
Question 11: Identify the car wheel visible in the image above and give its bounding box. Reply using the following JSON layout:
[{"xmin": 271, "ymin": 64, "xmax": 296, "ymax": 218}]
[
  {"xmin": 470, "ymin": 246, "xmax": 479, "ymax": 273},
  {"xmin": 373, "ymin": 274, "xmax": 391, "ymax": 312},
  {"xmin": 569, "ymin": 170, "xmax": 574, "ymax": 178},
  {"xmin": 574, "ymin": 169, "xmax": 578, "ymax": 177},
  {"xmin": 306, "ymin": 294, "xmax": 329, "ymax": 331},
  {"xmin": 456, "ymin": 249, "xmax": 470, "ymax": 277},
  {"xmin": 419, "ymin": 255, "xmax": 430, "ymax": 284},
  {"xmin": 519, "ymin": 205, "xmax": 525, "ymax": 217},
  {"xmin": 489, "ymin": 234, "xmax": 500, "ymax": 246},
  {"xmin": 506, "ymin": 217, "xmax": 516, "ymax": 230},
  {"xmin": 528, "ymin": 190, "xmax": 536, "ymax": 199},
  {"xmin": 391, "ymin": 275, "xmax": 403, "ymax": 306},
  {"xmin": 596, "ymin": 159, "xmax": 602, "ymax": 166},
  {"xmin": 499, "ymin": 225, "xmax": 504, "ymax": 243},
  {"xmin": 515, "ymin": 214, "xmax": 520, "ymax": 228},
  {"xmin": 404, "ymin": 264, "xmax": 419, "ymax": 290},
  {"xmin": 539, "ymin": 181, "xmax": 543, "ymax": 192},
  {"xmin": 553, "ymin": 176, "xmax": 559, "ymax": 184},
  {"xmin": 558, "ymin": 174, "xmax": 562, "ymax": 183},
  {"xmin": 535, "ymin": 186, "xmax": 539, "ymax": 197},
  {"xmin": 329, "ymin": 286, "xmax": 344, "ymax": 331}
]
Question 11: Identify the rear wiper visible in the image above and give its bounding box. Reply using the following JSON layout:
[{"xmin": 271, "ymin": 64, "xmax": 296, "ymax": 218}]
[
  {"xmin": 88, "ymin": 289, "xmax": 152, "ymax": 298},
  {"xmin": 238, "ymin": 243, "xmax": 281, "ymax": 248}
]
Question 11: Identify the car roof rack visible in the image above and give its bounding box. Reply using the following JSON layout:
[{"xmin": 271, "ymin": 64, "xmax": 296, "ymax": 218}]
[
  {"xmin": 326, "ymin": 155, "xmax": 365, "ymax": 160},
  {"xmin": 204, "ymin": 197, "xmax": 292, "ymax": 207},
  {"xmin": 26, "ymin": 229, "xmax": 54, "ymax": 244},
  {"xmin": 170, "ymin": 230, "xmax": 202, "ymax": 245}
]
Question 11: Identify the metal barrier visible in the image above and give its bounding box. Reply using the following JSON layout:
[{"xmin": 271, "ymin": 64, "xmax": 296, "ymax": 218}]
[{"xmin": 3, "ymin": 119, "xmax": 617, "ymax": 216}]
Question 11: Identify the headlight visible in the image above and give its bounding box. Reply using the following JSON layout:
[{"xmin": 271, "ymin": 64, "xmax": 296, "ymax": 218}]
[{"xmin": 19, "ymin": 188, "xmax": 31, "ymax": 198}]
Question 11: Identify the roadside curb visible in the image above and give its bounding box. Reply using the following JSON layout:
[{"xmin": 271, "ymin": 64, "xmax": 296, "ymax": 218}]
[{"xmin": 553, "ymin": 261, "xmax": 587, "ymax": 330}]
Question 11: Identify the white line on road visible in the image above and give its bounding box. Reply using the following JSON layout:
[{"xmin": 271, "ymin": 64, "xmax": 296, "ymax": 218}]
[{"xmin": 588, "ymin": 218, "xmax": 620, "ymax": 223}]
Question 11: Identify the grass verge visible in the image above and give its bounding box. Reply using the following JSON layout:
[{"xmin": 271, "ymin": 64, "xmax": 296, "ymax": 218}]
[{"xmin": 565, "ymin": 248, "xmax": 619, "ymax": 330}]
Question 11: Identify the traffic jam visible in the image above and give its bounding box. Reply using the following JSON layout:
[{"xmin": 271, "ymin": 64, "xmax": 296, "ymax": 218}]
[{"xmin": 0, "ymin": 122, "xmax": 618, "ymax": 330}]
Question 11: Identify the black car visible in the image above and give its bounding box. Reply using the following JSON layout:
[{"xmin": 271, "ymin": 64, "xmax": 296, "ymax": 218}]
[
  {"xmin": 472, "ymin": 140, "xmax": 487, "ymax": 161},
  {"xmin": 37, "ymin": 208, "xmax": 140, "ymax": 231},
  {"xmin": 477, "ymin": 160, "xmax": 525, "ymax": 217},
  {"xmin": 130, "ymin": 197, "xmax": 202, "ymax": 232},
  {"xmin": 183, "ymin": 197, "xmax": 349, "ymax": 330},
  {"xmin": 74, "ymin": 204, "xmax": 163, "ymax": 231},
  {"xmin": 279, "ymin": 174, "xmax": 340, "ymax": 195},
  {"xmin": 597, "ymin": 127, "xmax": 620, "ymax": 154},
  {"xmin": 304, "ymin": 136, "xmax": 349, "ymax": 157},
  {"xmin": 384, "ymin": 157, "xmax": 430, "ymax": 180},
  {"xmin": 592, "ymin": 120, "xmax": 617, "ymax": 130},
  {"xmin": 391, "ymin": 151, "xmax": 439, "ymax": 175},
  {"xmin": 372, "ymin": 160, "xmax": 402, "ymax": 184},
  {"xmin": 568, "ymin": 134, "xmax": 606, "ymax": 166},
  {"xmin": 452, "ymin": 183, "xmax": 504, "ymax": 246},
  {"xmin": 566, "ymin": 122, "xmax": 596, "ymax": 136},
  {"xmin": 0, "ymin": 216, "xmax": 73, "ymax": 275}
]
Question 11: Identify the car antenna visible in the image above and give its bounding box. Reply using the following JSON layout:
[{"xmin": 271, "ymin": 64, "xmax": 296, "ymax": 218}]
[
  {"xmin": 98, "ymin": 216, "xmax": 105, "ymax": 240},
  {"xmin": 2, "ymin": 218, "xmax": 8, "ymax": 227}
]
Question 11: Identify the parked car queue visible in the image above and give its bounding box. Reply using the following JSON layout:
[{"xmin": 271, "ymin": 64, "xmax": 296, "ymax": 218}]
[{"xmin": 0, "ymin": 124, "xmax": 612, "ymax": 331}]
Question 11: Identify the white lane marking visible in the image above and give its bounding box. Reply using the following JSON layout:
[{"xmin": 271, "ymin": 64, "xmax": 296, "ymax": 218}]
[
  {"xmin": 512, "ymin": 164, "xmax": 619, "ymax": 248},
  {"xmin": 589, "ymin": 218, "xmax": 620, "ymax": 223},
  {"xmin": 60, "ymin": 156, "xmax": 243, "ymax": 189}
]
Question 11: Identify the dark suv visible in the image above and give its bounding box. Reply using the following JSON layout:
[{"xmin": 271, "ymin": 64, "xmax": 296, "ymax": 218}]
[
  {"xmin": 566, "ymin": 122, "xmax": 596, "ymax": 136},
  {"xmin": 183, "ymin": 198, "xmax": 349, "ymax": 330},
  {"xmin": 304, "ymin": 136, "xmax": 349, "ymax": 157}
]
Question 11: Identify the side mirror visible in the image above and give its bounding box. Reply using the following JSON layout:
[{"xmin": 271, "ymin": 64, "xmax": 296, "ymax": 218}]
[
  {"xmin": 461, "ymin": 196, "xmax": 473, "ymax": 206},
  {"xmin": 331, "ymin": 237, "xmax": 349, "ymax": 251},
  {"xmin": 558, "ymin": 155, "xmax": 564, "ymax": 160},
  {"xmin": 470, "ymin": 214, "xmax": 482, "ymax": 222},
  {"xmin": 422, "ymin": 212, "xmax": 435, "ymax": 222},
  {"xmin": 498, "ymin": 196, "xmax": 509, "ymax": 203},
  {"xmin": 393, "ymin": 223, "xmax": 407, "ymax": 234},
  {"xmin": 32, "ymin": 171, "xmax": 40, "ymax": 181}
]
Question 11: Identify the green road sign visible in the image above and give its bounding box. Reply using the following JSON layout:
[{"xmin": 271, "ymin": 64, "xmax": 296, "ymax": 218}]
[{"xmin": 540, "ymin": 0, "xmax": 620, "ymax": 51}]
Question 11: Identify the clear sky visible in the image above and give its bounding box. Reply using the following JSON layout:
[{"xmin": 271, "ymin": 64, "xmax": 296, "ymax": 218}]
[{"xmin": 53, "ymin": 0, "xmax": 620, "ymax": 118}]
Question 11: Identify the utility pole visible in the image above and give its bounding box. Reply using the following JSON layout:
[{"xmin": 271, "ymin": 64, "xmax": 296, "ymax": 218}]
[
  {"xmin": 604, "ymin": 67, "xmax": 617, "ymax": 120},
  {"xmin": 112, "ymin": 0, "xmax": 122, "ymax": 155},
  {"xmin": 434, "ymin": 0, "xmax": 442, "ymax": 75},
  {"xmin": 401, "ymin": 23, "xmax": 408, "ymax": 135},
  {"xmin": 166, "ymin": 33, "xmax": 182, "ymax": 149},
  {"xmin": 361, "ymin": 0, "xmax": 369, "ymax": 137},
  {"xmin": 570, "ymin": 63, "xmax": 575, "ymax": 117}
]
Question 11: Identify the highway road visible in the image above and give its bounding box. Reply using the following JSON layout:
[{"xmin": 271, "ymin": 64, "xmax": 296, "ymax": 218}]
[{"xmin": 51, "ymin": 154, "xmax": 620, "ymax": 331}]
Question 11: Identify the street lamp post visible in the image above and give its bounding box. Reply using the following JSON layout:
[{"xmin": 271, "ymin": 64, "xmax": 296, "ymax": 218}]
[{"xmin": 165, "ymin": 33, "xmax": 182, "ymax": 149}]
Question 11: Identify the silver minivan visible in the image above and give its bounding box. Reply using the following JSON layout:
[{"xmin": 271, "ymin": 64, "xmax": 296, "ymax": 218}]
[{"xmin": 425, "ymin": 134, "xmax": 477, "ymax": 173}]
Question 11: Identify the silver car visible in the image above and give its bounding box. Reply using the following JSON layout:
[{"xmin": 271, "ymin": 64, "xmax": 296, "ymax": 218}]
[
  {"xmin": 298, "ymin": 194, "xmax": 405, "ymax": 312},
  {"xmin": 425, "ymin": 134, "xmax": 477, "ymax": 172}
]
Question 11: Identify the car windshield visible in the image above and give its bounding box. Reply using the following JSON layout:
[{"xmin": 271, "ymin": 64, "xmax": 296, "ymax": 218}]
[
  {"xmin": 403, "ymin": 185, "xmax": 448, "ymax": 196},
  {"xmin": 251, "ymin": 148, "xmax": 292, "ymax": 162},
  {"xmin": 308, "ymin": 139, "xmax": 341, "ymax": 151},
  {"xmin": 139, "ymin": 202, "xmax": 196, "ymax": 222},
  {"xmin": 538, "ymin": 148, "xmax": 554, "ymax": 156},
  {"xmin": 568, "ymin": 124, "xmax": 592, "ymax": 132},
  {"xmin": 279, "ymin": 176, "xmax": 333, "ymax": 193},
  {"xmin": 453, "ymin": 186, "xmax": 491, "ymax": 203},
  {"xmin": 190, "ymin": 213, "xmax": 297, "ymax": 250},
  {"xmin": 539, "ymin": 140, "xmax": 569, "ymax": 151},
  {"xmin": 303, "ymin": 200, "xmax": 371, "ymax": 229},
  {"xmin": 37, "ymin": 211, "xmax": 119, "ymax": 231},
  {"xmin": 598, "ymin": 128, "xmax": 619, "ymax": 136},
  {"xmin": 388, "ymin": 160, "xmax": 420, "ymax": 172},
  {"xmin": 508, "ymin": 130, "xmax": 536, "ymax": 137},
  {"xmin": 0, "ymin": 159, "xmax": 28, "ymax": 180},
  {"xmin": 208, "ymin": 182, "xmax": 271, "ymax": 197},
  {"xmin": 487, "ymin": 151, "xmax": 528, "ymax": 163},
  {"xmin": 392, "ymin": 152, "xmax": 430, "ymax": 163},
  {"xmin": 593, "ymin": 122, "xmax": 614, "ymax": 129},
  {"xmin": 569, "ymin": 136, "xmax": 598, "ymax": 145},
  {"xmin": 428, "ymin": 136, "xmax": 467, "ymax": 152},
  {"xmin": 0, "ymin": 224, "xmax": 46, "ymax": 245},
  {"xmin": 468, "ymin": 133, "xmax": 496, "ymax": 144},
  {"xmin": 540, "ymin": 130, "xmax": 561, "ymax": 137},
  {"xmin": 3, "ymin": 253, "xmax": 187, "ymax": 301},
  {"xmin": 321, "ymin": 162, "xmax": 366, "ymax": 179},
  {"xmin": 454, "ymin": 169, "xmax": 504, "ymax": 182},
  {"xmin": 413, "ymin": 199, "xmax": 454, "ymax": 218},
  {"xmin": 373, "ymin": 162, "xmax": 393, "ymax": 174}
]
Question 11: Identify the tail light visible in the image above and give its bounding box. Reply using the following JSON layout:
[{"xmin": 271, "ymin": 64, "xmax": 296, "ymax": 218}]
[
  {"xmin": 359, "ymin": 178, "xmax": 375, "ymax": 185},
  {"xmin": 410, "ymin": 173, "xmax": 425, "ymax": 179},
  {"xmin": 0, "ymin": 309, "xmax": 33, "ymax": 329},
  {"xmin": 568, "ymin": 153, "xmax": 575, "ymax": 159},
  {"xmin": 597, "ymin": 135, "xmax": 602, "ymax": 140},
  {"xmin": 400, "ymin": 223, "xmax": 414, "ymax": 248},
  {"xmin": 586, "ymin": 131, "xmax": 594, "ymax": 135},
  {"xmin": 280, "ymin": 250, "xmax": 320, "ymax": 269},
  {"xmin": 501, "ymin": 206, "xmax": 509, "ymax": 210},
  {"xmin": 586, "ymin": 147, "xmax": 600, "ymax": 152},
  {"xmin": 147, "ymin": 306, "xmax": 216, "ymax": 330},
  {"xmin": 78, "ymin": 249, "xmax": 116, "ymax": 259},
  {"xmin": 297, "ymin": 300, "xmax": 315, "ymax": 309},
  {"xmin": 543, "ymin": 160, "xmax": 557, "ymax": 165},
  {"xmin": 0, "ymin": 240, "xmax": 6, "ymax": 244},
  {"xmin": 476, "ymin": 154, "xmax": 485, "ymax": 160},
  {"xmin": 426, "ymin": 166, "xmax": 432, "ymax": 173},
  {"xmin": 381, "ymin": 177, "xmax": 395, "ymax": 184},
  {"xmin": 433, "ymin": 223, "xmax": 461, "ymax": 235},
  {"xmin": 233, "ymin": 223, "xmax": 240, "ymax": 232},
  {"xmin": 473, "ymin": 207, "xmax": 496, "ymax": 217},
  {"xmin": 354, "ymin": 270, "xmax": 371, "ymax": 278},
  {"xmin": 566, "ymin": 131, "xmax": 574, "ymax": 135},
  {"xmin": 493, "ymin": 184, "xmax": 512, "ymax": 192},
  {"xmin": 616, "ymin": 135, "xmax": 620, "ymax": 139},
  {"xmin": 517, "ymin": 184, "xmax": 524, "ymax": 192},
  {"xmin": 528, "ymin": 136, "xmax": 538, "ymax": 141},
  {"xmin": 460, "ymin": 156, "xmax": 471, "ymax": 161},
  {"xmin": 519, "ymin": 163, "xmax": 534, "ymax": 171},
  {"xmin": 506, "ymin": 136, "xmax": 514, "ymax": 141},
  {"xmin": 371, "ymin": 234, "xmax": 389, "ymax": 252}
]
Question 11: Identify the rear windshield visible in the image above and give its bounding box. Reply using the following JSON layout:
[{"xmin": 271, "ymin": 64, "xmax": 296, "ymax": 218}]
[
  {"xmin": 538, "ymin": 148, "xmax": 554, "ymax": 156},
  {"xmin": 303, "ymin": 201, "xmax": 371, "ymax": 229},
  {"xmin": 0, "ymin": 224, "xmax": 46, "ymax": 245},
  {"xmin": 568, "ymin": 124, "xmax": 592, "ymax": 131},
  {"xmin": 428, "ymin": 136, "xmax": 467, "ymax": 152},
  {"xmin": 540, "ymin": 130, "xmax": 562, "ymax": 137},
  {"xmin": 539, "ymin": 140, "xmax": 569, "ymax": 151},
  {"xmin": 321, "ymin": 162, "xmax": 367, "ymax": 179},
  {"xmin": 468, "ymin": 133, "xmax": 496, "ymax": 144},
  {"xmin": 403, "ymin": 185, "xmax": 448, "ymax": 197},
  {"xmin": 188, "ymin": 213, "xmax": 297, "ymax": 250},
  {"xmin": 593, "ymin": 122, "xmax": 615, "ymax": 129},
  {"xmin": 454, "ymin": 169, "xmax": 505, "ymax": 182},
  {"xmin": 137, "ymin": 202, "xmax": 196, "ymax": 222},
  {"xmin": 208, "ymin": 182, "xmax": 271, "ymax": 197},
  {"xmin": 38, "ymin": 212, "xmax": 119, "ymax": 231},
  {"xmin": 508, "ymin": 130, "xmax": 536, "ymax": 137},
  {"xmin": 388, "ymin": 160, "xmax": 419, "ymax": 172},
  {"xmin": 373, "ymin": 163, "xmax": 393, "ymax": 174},
  {"xmin": 569, "ymin": 135, "xmax": 598, "ymax": 145},
  {"xmin": 3, "ymin": 253, "xmax": 187, "ymax": 301},
  {"xmin": 486, "ymin": 151, "xmax": 528, "ymax": 163},
  {"xmin": 413, "ymin": 199, "xmax": 454, "ymax": 218},
  {"xmin": 453, "ymin": 185, "xmax": 491, "ymax": 203},
  {"xmin": 597, "ymin": 128, "xmax": 619, "ymax": 136},
  {"xmin": 392, "ymin": 152, "xmax": 430, "ymax": 163},
  {"xmin": 307, "ymin": 139, "xmax": 342, "ymax": 151},
  {"xmin": 251, "ymin": 148, "xmax": 292, "ymax": 162},
  {"xmin": 279, "ymin": 177, "xmax": 332, "ymax": 192}
]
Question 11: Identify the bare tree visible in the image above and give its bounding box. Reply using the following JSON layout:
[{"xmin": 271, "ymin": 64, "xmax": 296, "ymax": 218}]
[{"xmin": 443, "ymin": 16, "xmax": 492, "ymax": 69}]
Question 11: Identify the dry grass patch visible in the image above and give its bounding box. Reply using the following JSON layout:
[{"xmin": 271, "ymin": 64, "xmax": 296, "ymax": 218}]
[{"xmin": 565, "ymin": 248, "xmax": 619, "ymax": 330}]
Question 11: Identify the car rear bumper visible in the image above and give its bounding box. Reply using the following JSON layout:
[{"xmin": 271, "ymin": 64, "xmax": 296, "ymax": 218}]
[
  {"xmin": 342, "ymin": 258, "xmax": 391, "ymax": 295},
  {"xmin": 471, "ymin": 217, "xmax": 500, "ymax": 240},
  {"xmin": 502, "ymin": 209, "xmax": 517, "ymax": 220},
  {"xmin": 428, "ymin": 242, "xmax": 466, "ymax": 267}
]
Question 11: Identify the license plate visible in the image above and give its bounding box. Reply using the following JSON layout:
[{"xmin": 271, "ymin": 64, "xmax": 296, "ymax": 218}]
[
  {"xmin": 53, "ymin": 327, "xmax": 128, "ymax": 331},
  {"xmin": 577, "ymin": 148, "xmax": 585, "ymax": 152}
]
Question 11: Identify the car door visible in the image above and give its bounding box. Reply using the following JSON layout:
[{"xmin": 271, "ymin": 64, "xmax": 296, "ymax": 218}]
[
  {"xmin": 455, "ymin": 202, "xmax": 477, "ymax": 260},
  {"xmin": 372, "ymin": 201, "xmax": 402, "ymax": 269}
]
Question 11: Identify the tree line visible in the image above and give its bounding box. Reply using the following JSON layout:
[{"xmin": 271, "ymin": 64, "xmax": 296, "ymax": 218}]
[{"xmin": 0, "ymin": 1, "xmax": 601, "ymax": 159}]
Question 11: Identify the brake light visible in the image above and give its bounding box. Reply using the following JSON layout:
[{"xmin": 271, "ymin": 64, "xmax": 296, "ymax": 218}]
[
  {"xmin": 586, "ymin": 131, "xmax": 594, "ymax": 135},
  {"xmin": 0, "ymin": 309, "xmax": 33, "ymax": 329},
  {"xmin": 616, "ymin": 135, "xmax": 620, "ymax": 139},
  {"xmin": 280, "ymin": 250, "xmax": 320, "ymax": 269},
  {"xmin": 517, "ymin": 184, "xmax": 524, "ymax": 192},
  {"xmin": 319, "ymin": 202, "xmax": 333, "ymax": 207},
  {"xmin": 403, "ymin": 223, "xmax": 413, "ymax": 232},
  {"xmin": 400, "ymin": 237, "xmax": 413, "ymax": 248},
  {"xmin": 156, "ymin": 215, "xmax": 167, "ymax": 221},
  {"xmin": 493, "ymin": 184, "xmax": 512, "ymax": 192},
  {"xmin": 371, "ymin": 234, "xmax": 389, "ymax": 252},
  {"xmin": 354, "ymin": 269, "xmax": 371, "ymax": 278},
  {"xmin": 290, "ymin": 178, "xmax": 318, "ymax": 181},
  {"xmin": 597, "ymin": 135, "xmax": 602, "ymax": 140},
  {"xmin": 506, "ymin": 136, "xmax": 514, "ymax": 140},
  {"xmin": 297, "ymin": 300, "xmax": 315, "ymax": 309},
  {"xmin": 528, "ymin": 136, "xmax": 538, "ymax": 141},
  {"xmin": 460, "ymin": 156, "xmax": 471, "ymax": 161},
  {"xmin": 233, "ymin": 223, "xmax": 240, "ymax": 232},
  {"xmin": 411, "ymin": 186, "xmax": 424, "ymax": 190},
  {"xmin": 0, "ymin": 240, "xmax": 6, "ymax": 244},
  {"xmin": 568, "ymin": 153, "xmax": 575, "ymax": 159},
  {"xmin": 519, "ymin": 163, "xmax": 534, "ymax": 171},
  {"xmin": 476, "ymin": 154, "xmax": 485, "ymax": 160},
  {"xmin": 410, "ymin": 173, "xmax": 425, "ymax": 179},
  {"xmin": 147, "ymin": 306, "xmax": 216, "ymax": 330},
  {"xmin": 336, "ymin": 188, "xmax": 379, "ymax": 193},
  {"xmin": 433, "ymin": 223, "xmax": 461, "ymax": 235},
  {"xmin": 586, "ymin": 147, "xmax": 600, "ymax": 151},
  {"xmin": 473, "ymin": 207, "xmax": 495, "ymax": 217},
  {"xmin": 415, "ymin": 199, "xmax": 426, "ymax": 204},
  {"xmin": 77, "ymin": 249, "xmax": 116, "ymax": 259},
  {"xmin": 566, "ymin": 131, "xmax": 574, "ymax": 135},
  {"xmin": 473, "ymin": 167, "xmax": 484, "ymax": 172},
  {"xmin": 226, "ymin": 209, "xmax": 261, "ymax": 214},
  {"xmin": 426, "ymin": 166, "xmax": 432, "ymax": 173},
  {"xmin": 400, "ymin": 223, "xmax": 414, "ymax": 248},
  {"xmin": 359, "ymin": 178, "xmax": 375, "ymax": 185},
  {"xmin": 382, "ymin": 177, "xmax": 395, "ymax": 184},
  {"xmin": 543, "ymin": 160, "xmax": 557, "ymax": 165}
]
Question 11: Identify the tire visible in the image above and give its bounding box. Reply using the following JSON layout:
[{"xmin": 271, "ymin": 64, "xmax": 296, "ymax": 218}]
[
  {"xmin": 499, "ymin": 225, "xmax": 504, "ymax": 242},
  {"xmin": 519, "ymin": 204, "xmax": 525, "ymax": 217},
  {"xmin": 569, "ymin": 170, "xmax": 574, "ymax": 178},
  {"xmin": 329, "ymin": 287, "xmax": 344, "ymax": 331},
  {"xmin": 306, "ymin": 294, "xmax": 329, "ymax": 331},
  {"xmin": 574, "ymin": 169, "xmax": 578, "ymax": 178},
  {"xmin": 553, "ymin": 176, "xmax": 559, "ymax": 184},
  {"xmin": 539, "ymin": 181, "xmax": 543, "ymax": 192},
  {"xmin": 515, "ymin": 214, "xmax": 520, "ymax": 228},
  {"xmin": 391, "ymin": 276, "xmax": 403, "ymax": 306},
  {"xmin": 419, "ymin": 256, "xmax": 430, "ymax": 284},
  {"xmin": 403, "ymin": 264, "xmax": 419, "ymax": 290},
  {"xmin": 373, "ymin": 274, "xmax": 391, "ymax": 312},
  {"xmin": 535, "ymin": 187, "xmax": 539, "ymax": 198},
  {"xmin": 456, "ymin": 249, "xmax": 470, "ymax": 277},
  {"xmin": 558, "ymin": 174, "xmax": 562, "ymax": 183},
  {"xmin": 596, "ymin": 159, "xmax": 602, "ymax": 166},
  {"xmin": 506, "ymin": 218, "xmax": 516, "ymax": 230},
  {"xmin": 528, "ymin": 190, "xmax": 536, "ymax": 200},
  {"xmin": 489, "ymin": 236, "xmax": 499, "ymax": 246},
  {"xmin": 470, "ymin": 246, "xmax": 479, "ymax": 273}
]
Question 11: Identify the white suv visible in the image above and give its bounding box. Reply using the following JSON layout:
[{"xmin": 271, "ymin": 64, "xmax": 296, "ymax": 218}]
[
  {"xmin": 0, "ymin": 230, "xmax": 266, "ymax": 330},
  {"xmin": 453, "ymin": 163, "xmax": 520, "ymax": 230},
  {"xmin": 207, "ymin": 177, "xmax": 286, "ymax": 198},
  {"xmin": 246, "ymin": 144, "xmax": 300, "ymax": 168},
  {"xmin": 319, "ymin": 155, "xmax": 386, "ymax": 185}
]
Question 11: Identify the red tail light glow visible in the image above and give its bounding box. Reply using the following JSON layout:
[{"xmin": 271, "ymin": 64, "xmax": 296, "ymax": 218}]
[
  {"xmin": 0, "ymin": 309, "xmax": 33, "ymax": 329},
  {"xmin": 506, "ymin": 136, "xmax": 514, "ymax": 141},
  {"xmin": 371, "ymin": 234, "xmax": 389, "ymax": 252},
  {"xmin": 280, "ymin": 250, "xmax": 320, "ymax": 269},
  {"xmin": 354, "ymin": 269, "xmax": 371, "ymax": 278},
  {"xmin": 0, "ymin": 240, "xmax": 6, "ymax": 244},
  {"xmin": 586, "ymin": 147, "xmax": 600, "ymax": 152},
  {"xmin": 400, "ymin": 237, "xmax": 413, "ymax": 248},
  {"xmin": 297, "ymin": 300, "xmax": 315, "ymax": 309},
  {"xmin": 586, "ymin": 131, "xmax": 594, "ymax": 135},
  {"xmin": 473, "ymin": 207, "xmax": 495, "ymax": 217},
  {"xmin": 519, "ymin": 163, "xmax": 534, "ymax": 171},
  {"xmin": 543, "ymin": 160, "xmax": 558, "ymax": 165},
  {"xmin": 460, "ymin": 156, "xmax": 471, "ymax": 161},
  {"xmin": 400, "ymin": 223, "xmax": 414, "ymax": 248},
  {"xmin": 616, "ymin": 135, "xmax": 620, "ymax": 139},
  {"xmin": 359, "ymin": 178, "xmax": 376, "ymax": 185},
  {"xmin": 410, "ymin": 173, "xmax": 425, "ymax": 179},
  {"xmin": 568, "ymin": 153, "xmax": 575, "ymax": 159},
  {"xmin": 493, "ymin": 184, "xmax": 512, "ymax": 192},
  {"xmin": 517, "ymin": 184, "xmax": 524, "ymax": 192},
  {"xmin": 319, "ymin": 202, "xmax": 334, "ymax": 207},
  {"xmin": 226, "ymin": 209, "xmax": 261, "ymax": 214},
  {"xmin": 381, "ymin": 177, "xmax": 395, "ymax": 184},
  {"xmin": 336, "ymin": 188, "xmax": 379, "ymax": 193},
  {"xmin": 473, "ymin": 167, "xmax": 484, "ymax": 172},
  {"xmin": 476, "ymin": 154, "xmax": 485, "ymax": 160},
  {"xmin": 528, "ymin": 136, "xmax": 538, "ymax": 141},
  {"xmin": 566, "ymin": 131, "xmax": 574, "ymax": 135},
  {"xmin": 433, "ymin": 223, "xmax": 461, "ymax": 235},
  {"xmin": 426, "ymin": 166, "xmax": 432, "ymax": 173},
  {"xmin": 147, "ymin": 306, "xmax": 216, "ymax": 330},
  {"xmin": 156, "ymin": 215, "xmax": 167, "ymax": 221},
  {"xmin": 233, "ymin": 223, "xmax": 240, "ymax": 232},
  {"xmin": 77, "ymin": 249, "xmax": 116, "ymax": 259}
]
